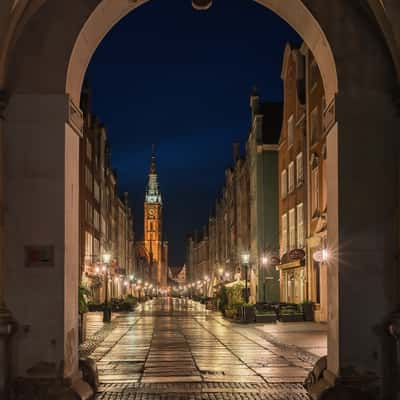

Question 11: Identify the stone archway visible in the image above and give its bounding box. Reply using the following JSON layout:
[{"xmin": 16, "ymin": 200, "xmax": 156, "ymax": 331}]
[{"xmin": 0, "ymin": 0, "xmax": 399, "ymax": 398}]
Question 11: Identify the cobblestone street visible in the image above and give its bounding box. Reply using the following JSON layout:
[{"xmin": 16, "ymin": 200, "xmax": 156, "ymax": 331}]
[{"xmin": 82, "ymin": 298, "xmax": 317, "ymax": 399}]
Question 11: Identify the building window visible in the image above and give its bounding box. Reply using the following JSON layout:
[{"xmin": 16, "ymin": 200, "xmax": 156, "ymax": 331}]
[
  {"xmin": 289, "ymin": 208, "xmax": 296, "ymax": 250},
  {"xmin": 101, "ymin": 216, "xmax": 106, "ymax": 236},
  {"xmin": 93, "ymin": 237, "xmax": 100, "ymax": 259},
  {"xmin": 288, "ymin": 162, "xmax": 295, "ymax": 193},
  {"xmin": 85, "ymin": 231, "xmax": 93, "ymax": 260},
  {"xmin": 281, "ymin": 169, "xmax": 288, "ymax": 199},
  {"xmin": 297, "ymin": 203, "xmax": 304, "ymax": 248},
  {"xmin": 288, "ymin": 114, "xmax": 294, "ymax": 147},
  {"xmin": 85, "ymin": 201, "xmax": 93, "ymax": 224},
  {"xmin": 281, "ymin": 213, "xmax": 288, "ymax": 255},
  {"xmin": 85, "ymin": 166, "xmax": 92, "ymax": 191},
  {"xmin": 312, "ymin": 167, "xmax": 320, "ymax": 217},
  {"xmin": 93, "ymin": 209, "xmax": 100, "ymax": 231},
  {"xmin": 311, "ymin": 107, "xmax": 319, "ymax": 145},
  {"xmin": 296, "ymin": 153, "xmax": 303, "ymax": 186},
  {"xmin": 94, "ymin": 180, "xmax": 100, "ymax": 203},
  {"xmin": 86, "ymin": 137, "xmax": 92, "ymax": 161}
]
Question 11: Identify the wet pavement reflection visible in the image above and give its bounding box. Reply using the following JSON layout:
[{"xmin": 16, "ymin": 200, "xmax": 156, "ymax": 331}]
[{"xmin": 91, "ymin": 297, "xmax": 311, "ymax": 399}]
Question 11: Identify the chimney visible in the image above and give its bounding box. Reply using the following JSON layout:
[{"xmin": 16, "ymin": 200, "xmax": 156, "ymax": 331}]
[{"xmin": 233, "ymin": 143, "xmax": 240, "ymax": 162}]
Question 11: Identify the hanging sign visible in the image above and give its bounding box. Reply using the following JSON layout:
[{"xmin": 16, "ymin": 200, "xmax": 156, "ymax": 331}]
[
  {"xmin": 270, "ymin": 256, "xmax": 281, "ymax": 266},
  {"xmin": 289, "ymin": 248, "xmax": 305, "ymax": 260}
]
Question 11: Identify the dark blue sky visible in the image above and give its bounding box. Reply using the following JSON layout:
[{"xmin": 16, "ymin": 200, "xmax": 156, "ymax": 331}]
[{"xmin": 85, "ymin": 0, "xmax": 300, "ymax": 266}]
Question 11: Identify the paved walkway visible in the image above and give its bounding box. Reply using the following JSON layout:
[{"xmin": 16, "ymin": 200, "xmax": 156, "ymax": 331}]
[{"xmin": 81, "ymin": 298, "xmax": 321, "ymax": 399}]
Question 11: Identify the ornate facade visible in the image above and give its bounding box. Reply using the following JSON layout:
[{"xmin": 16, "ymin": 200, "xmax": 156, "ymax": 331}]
[{"xmin": 138, "ymin": 151, "xmax": 168, "ymax": 289}]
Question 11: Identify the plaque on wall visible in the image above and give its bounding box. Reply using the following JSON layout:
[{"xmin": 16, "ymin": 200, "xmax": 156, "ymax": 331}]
[{"xmin": 25, "ymin": 246, "xmax": 55, "ymax": 268}]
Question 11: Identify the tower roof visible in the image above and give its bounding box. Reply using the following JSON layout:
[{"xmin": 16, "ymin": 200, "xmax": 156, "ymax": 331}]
[{"xmin": 145, "ymin": 146, "xmax": 162, "ymax": 204}]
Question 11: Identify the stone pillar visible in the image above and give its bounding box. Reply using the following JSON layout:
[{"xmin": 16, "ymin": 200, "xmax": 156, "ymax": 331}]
[
  {"xmin": 0, "ymin": 91, "xmax": 16, "ymax": 400},
  {"xmin": 325, "ymin": 88, "xmax": 400, "ymax": 396},
  {"xmin": 3, "ymin": 93, "xmax": 82, "ymax": 390}
]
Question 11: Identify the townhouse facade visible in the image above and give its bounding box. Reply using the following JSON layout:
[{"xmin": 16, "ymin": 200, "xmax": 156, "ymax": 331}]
[
  {"xmin": 186, "ymin": 93, "xmax": 282, "ymax": 303},
  {"xmin": 278, "ymin": 43, "xmax": 328, "ymax": 321},
  {"xmin": 80, "ymin": 85, "xmax": 135, "ymax": 302}
]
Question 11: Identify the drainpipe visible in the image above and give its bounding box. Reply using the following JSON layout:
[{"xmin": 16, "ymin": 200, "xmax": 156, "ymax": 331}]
[{"xmin": 0, "ymin": 91, "xmax": 16, "ymax": 400}]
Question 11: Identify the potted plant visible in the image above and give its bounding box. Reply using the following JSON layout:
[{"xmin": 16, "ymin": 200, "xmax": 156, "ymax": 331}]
[
  {"xmin": 301, "ymin": 300, "xmax": 314, "ymax": 321},
  {"xmin": 240, "ymin": 303, "xmax": 255, "ymax": 323},
  {"xmin": 79, "ymin": 285, "xmax": 90, "ymax": 343}
]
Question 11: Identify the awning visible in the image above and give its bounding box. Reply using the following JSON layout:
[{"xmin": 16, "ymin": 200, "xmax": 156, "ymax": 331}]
[{"xmin": 224, "ymin": 280, "xmax": 245, "ymax": 288}]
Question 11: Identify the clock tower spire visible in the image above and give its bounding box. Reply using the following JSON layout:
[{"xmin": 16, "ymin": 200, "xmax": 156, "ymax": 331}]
[{"xmin": 143, "ymin": 147, "xmax": 167, "ymax": 288}]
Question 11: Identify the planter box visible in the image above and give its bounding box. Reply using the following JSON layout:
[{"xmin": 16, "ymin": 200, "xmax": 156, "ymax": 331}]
[
  {"xmin": 239, "ymin": 305, "xmax": 255, "ymax": 323},
  {"xmin": 255, "ymin": 314, "xmax": 277, "ymax": 323},
  {"xmin": 280, "ymin": 313, "xmax": 304, "ymax": 322},
  {"xmin": 302, "ymin": 303, "xmax": 314, "ymax": 321}
]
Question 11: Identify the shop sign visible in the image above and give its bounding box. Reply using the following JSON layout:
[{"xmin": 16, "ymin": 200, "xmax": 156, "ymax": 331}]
[
  {"xmin": 289, "ymin": 248, "xmax": 305, "ymax": 260},
  {"xmin": 25, "ymin": 245, "xmax": 54, "ymax": 268}
]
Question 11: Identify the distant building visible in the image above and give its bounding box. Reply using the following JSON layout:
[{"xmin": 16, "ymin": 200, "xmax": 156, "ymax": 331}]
[
  {"xmin": 247, "ymin": 90, "xmax": 282, "ymax": 303},
  {"xmin": 136, "ymin": 150, "xmax": 168, "ymax": 289},
  {"xmin": 79, "ymin": 84, "xmax": 135, "ymax": 301},
  {"xmin": 186, "ymin": 92, "xmax": 282, "ymax": 303}
]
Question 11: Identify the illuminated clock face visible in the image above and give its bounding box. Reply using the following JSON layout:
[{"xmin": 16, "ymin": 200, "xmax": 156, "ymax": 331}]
[{"xmin": 148, "ymin": 208, "xmax": 155, "ymax": 217}]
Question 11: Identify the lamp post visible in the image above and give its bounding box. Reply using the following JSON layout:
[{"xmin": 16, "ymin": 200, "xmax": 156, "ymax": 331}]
[
  {"xmin": 241, "ymin": 253, "xmax": 250, "ymax": 303},
  {"xmin": 102, "ymin": 253, "xmax": 112, "ymax": 322},
  {"xmin": 260, "ymin": 255, "xmax": 268, "ymax": 303}
]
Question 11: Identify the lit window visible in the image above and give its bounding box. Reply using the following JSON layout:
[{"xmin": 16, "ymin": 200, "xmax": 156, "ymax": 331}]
[
  {"xmin": 296, "ymin": 153, "xmax": 303, "ymax": 186},
  {"xmin": 289, "ymin": 208, "xmax": 296, "ymax": 250},
  {"xmin": 85, "ymin": 231, "xmax": 93, "ymax": 260},
  {"xmin": 281, "ymin": 169, "xmax": 288, "ymax": 199},
  {"xmin": 288, "ymin": 114, "xmax": 294, "ymax": 147},
  {"xmin": 288, "ymin": 162, "xmax": 295, "ymax": 193},
  {"xmin": 297, "ymin": 203, "xmax": 304, "ymax": 248},
  {"xmin": 281, "ymin": 213, "xmax": 288, "ymax": 255}
]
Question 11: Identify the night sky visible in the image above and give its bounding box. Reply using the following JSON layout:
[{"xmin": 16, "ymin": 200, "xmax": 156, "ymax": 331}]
[{"xmin": 85, "ymin": 0, "xmax": 300, "ymax": 266}]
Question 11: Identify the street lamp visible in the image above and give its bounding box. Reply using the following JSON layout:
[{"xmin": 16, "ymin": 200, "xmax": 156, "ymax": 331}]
[
  {"xmin": 241, "ymin": 253, "xmax": 250, "ymax": 303},
  {"xmin": 102, "ymin": 252, "xmax": 112, "ymax": 322},
  {"xmin": 260, "ymin": 255, "xmax": 269, "ymax": 303}
]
